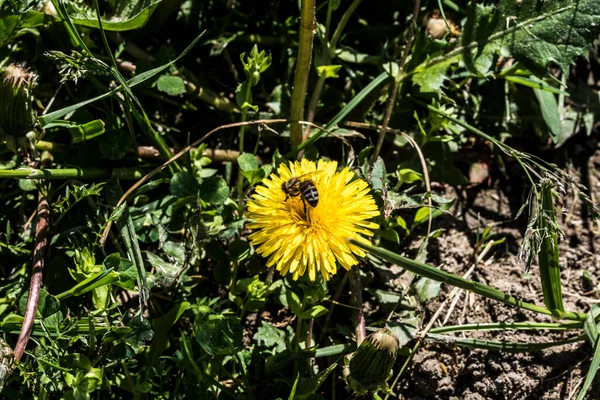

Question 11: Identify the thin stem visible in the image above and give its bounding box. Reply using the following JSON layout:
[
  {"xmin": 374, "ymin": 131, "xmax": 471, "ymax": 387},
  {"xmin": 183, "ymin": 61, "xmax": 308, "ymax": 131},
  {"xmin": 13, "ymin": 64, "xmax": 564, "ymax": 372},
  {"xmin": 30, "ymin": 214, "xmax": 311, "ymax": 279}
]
[
  {"xmin": 371, "ymin": 0, "xmax": 421, "ymax": 164},
  {"xmin": 0, "ymin": 168, "xmax": 144, "ymax": 180},
  {"xmin": 349, "ymin": 267, "xmax": 366, "ymax": 344},
  {"xmin": 304, "ymin": 0, "xmax": 363, "ymax": 140},
  {"xmin": 14, "ymin": 187, "xmax": 50, "ymax": 363},
  {"xmin": 289, "ymin": 0, "xmax": 316, "ymax": 150},
  {"xmin": 236, "ymin": 82, "xmax": 253, "ymax": 208}
]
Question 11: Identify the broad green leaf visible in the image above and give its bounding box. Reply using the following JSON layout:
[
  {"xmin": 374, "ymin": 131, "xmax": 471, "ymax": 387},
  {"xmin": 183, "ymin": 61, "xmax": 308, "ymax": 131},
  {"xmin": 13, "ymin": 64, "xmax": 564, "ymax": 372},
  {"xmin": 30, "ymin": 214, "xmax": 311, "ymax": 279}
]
[
  {"xmin": 238, "ymin": 153, "xmax": 259, "ymax": 172},
  {"xmin": 147, "ymin": 302, "xmax": 190, "ymax": 367},
  {"xmin": 156, "ymin": 75, "xmax": 186, "ymax": 96},
  {"xmin": 199, "ymin": 176, "xmax": 229, "ymax": 205},
  {"xmin": 66, "ymin": 0, "xmax": 162, "ymax": 31},
  {"xmin": 412, "ymin": 0, "xmax": 600, "ymax": 92},
  {"xmin": 229, "ymin": 240, "xmax": 251, "ymax": 263},
  {"xmin": 0, "ymin": 10, "xmax": 51, "ymax": 47},
  {"xmin": 300, "ymin": 305, "xmax": 328, "ymax": 319},
  {"xmin": 533, "ymin": 82, "xmax": 562, "ymax": 143},
  {"xmin": 170, "ymin": 172, "xmax": 198, "ymax": 198},
  {"xmin": 414, "ymin": 277, "xmax": 442, "ymax": 303}
]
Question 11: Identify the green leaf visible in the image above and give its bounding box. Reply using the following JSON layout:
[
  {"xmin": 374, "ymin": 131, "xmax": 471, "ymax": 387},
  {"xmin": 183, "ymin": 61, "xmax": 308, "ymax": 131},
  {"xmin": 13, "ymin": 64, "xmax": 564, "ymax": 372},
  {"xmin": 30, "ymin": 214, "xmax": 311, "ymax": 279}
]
[
  {"xmin": 156, "ymin": 75, "xmax": 187, "ymax": 96},
  {"xmin": 286, "ymin": 290, "xmax": 303, "ymax": 316},
  {"xmin": 229, "ymin": 240, "xmax": 251, "ymax": 263},
  {"xmin": 254, "ymin": 321, "xmax": 287, "ymax": 353},
  {"xmin": 413, "ymin": 278, "xmax": 442, "ymax": 303},
  {"xmin": 147, "ymin": 302, "xmax": 190, "ymax": 367},
  {"xmin": 533, "ymin": 82, "xmax": 562, "ymax": 143},
  {"xmin": 576, "ymin": 335, "xmax": 600, "ymax": 400},
  {"xmin": 537, "ymin": 180, "xmax": 565, "ymax": 316},
  {"xmin": 398, "ymin": 168, "xmax": 423, "ymax": 184},
  {"xmin": 316, "ymin": 65, "xmax": 342, "ymax": 79},
  {"xmin": 39, "ymin": 33, "xmax": 205, "ymax": 126},
  {"xmin": 170, "ymin": 172, "xmax": 198, "ymax": 198},
  {"xmin": 66, "ymin": 0, "xmax": 162, "ymax": 31},
  {"xmin": 98, "ymin": 130, "xmax": 130, "ymax": 160},
  {"xmin": 238, "ymin": 153, "xmax": 259, "ymax": 171},
  {"xmin": 370, "ymin": 157, "xmax": 386, "ymax": 192},
  {"xmin": 295, "ymin": 363, "xmax": 337, "ymax": 399},
  {"xmin": 68, "ymin": 120, "xmax": 106, "ymax": 143},
  {"xmin": 413, "ymin": 0, "xmax": 600, "ymax": 91},
  {"xmin": 195, "ymin": 317, "xmax": 243, "ymax": 356},
  {"xmin": 0, "ymin": 10, "xmax": 51, "ymax": 47},
  {"xmin": 199, "ymin": 176, "xmax": 229, "ymax": 205},
  {"xmin": 300, "ymin": 305, "xmax": 328, "ymax": 319},
  {"xmin": 388, "ymin": 313, "xmax": 420, "ymax": 347}
]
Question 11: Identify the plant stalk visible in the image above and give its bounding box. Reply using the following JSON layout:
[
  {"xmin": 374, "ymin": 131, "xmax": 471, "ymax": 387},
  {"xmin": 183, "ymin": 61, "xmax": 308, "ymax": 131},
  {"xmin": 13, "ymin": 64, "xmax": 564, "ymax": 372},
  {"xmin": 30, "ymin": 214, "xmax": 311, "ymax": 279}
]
[
  {"xmin": 349, "ymin": 267, "xmax": 366, "ymax": 344},
  {"xmin": 289, "ymin": 0, "xmax": 316, "ymax": 150},
  {"xmin": 14, "ymin": 188, "xmax": 50, "ymax": 363}
]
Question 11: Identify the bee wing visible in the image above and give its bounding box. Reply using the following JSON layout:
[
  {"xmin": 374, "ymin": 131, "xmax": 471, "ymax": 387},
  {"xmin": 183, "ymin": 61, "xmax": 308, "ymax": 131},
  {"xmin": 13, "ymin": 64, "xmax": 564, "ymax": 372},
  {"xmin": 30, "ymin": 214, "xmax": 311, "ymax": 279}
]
[{"xmin": 296, "ymin": 170, "xmax": 326, "ymax": 181}]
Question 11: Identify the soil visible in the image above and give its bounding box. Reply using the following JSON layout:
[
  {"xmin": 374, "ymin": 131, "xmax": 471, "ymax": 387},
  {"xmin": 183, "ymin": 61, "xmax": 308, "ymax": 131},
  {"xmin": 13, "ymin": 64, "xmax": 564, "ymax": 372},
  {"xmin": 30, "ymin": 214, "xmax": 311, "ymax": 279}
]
[{"xmin": 389, "ymin": 144, "xmax": 600, "ymax": 399}]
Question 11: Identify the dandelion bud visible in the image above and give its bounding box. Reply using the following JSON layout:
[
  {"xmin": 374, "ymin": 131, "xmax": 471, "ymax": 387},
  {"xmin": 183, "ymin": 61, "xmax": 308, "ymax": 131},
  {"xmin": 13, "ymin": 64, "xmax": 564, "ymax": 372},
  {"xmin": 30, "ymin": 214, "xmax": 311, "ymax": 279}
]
[
  {"xmin": 0, "ymin": 64, "xmax": 38, "ymax": 152},
  {"xmin": 343, "ymin": 327, "xmax": 399, "ymax": 395}
]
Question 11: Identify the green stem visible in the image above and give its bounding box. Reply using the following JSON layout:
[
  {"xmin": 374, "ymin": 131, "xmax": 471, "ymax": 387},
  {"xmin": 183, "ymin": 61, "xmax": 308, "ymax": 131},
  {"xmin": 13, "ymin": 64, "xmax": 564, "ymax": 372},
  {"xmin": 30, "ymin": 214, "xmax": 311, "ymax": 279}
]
[
  {"xmin": 236, "ymin": 81, "xmax": 253, "ymax": 208},
  {"xmin": 0, "ymin": 168, "xmax": 144, "ymax": 180},
  {"xmin": 289, "ymin": 0, "xmax": 316, "ymax": 150},
  {"xmin": 350, "ymin": 239, "xmax": 587, "ymax": 321}
]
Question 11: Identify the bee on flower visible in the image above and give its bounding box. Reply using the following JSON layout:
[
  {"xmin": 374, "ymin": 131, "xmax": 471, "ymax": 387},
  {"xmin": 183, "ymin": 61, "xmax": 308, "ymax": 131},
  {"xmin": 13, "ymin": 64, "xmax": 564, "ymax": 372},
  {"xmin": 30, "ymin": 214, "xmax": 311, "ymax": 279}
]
[{"xmin": 246, "ymin": 159, "xmax": 380, "ymax": 281}]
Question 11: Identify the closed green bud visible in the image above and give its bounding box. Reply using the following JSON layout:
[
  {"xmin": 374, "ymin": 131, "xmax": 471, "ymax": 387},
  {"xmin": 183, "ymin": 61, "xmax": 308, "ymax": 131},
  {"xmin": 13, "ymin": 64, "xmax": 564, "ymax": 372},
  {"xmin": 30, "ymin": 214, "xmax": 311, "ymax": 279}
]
[
  {"xmin": 343, "ymin": 327, "xmax": 399, "ymax": 395},
  {"xmin": 0, "ymin": 64, "xmax": 39, "ymax": 152}
]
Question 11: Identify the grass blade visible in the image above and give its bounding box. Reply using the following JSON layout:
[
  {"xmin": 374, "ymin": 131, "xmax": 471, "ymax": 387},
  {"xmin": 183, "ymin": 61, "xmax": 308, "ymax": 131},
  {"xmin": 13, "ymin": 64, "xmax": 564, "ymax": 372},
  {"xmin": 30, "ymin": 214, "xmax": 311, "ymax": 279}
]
[
  {"xmin": 39, "ymin": 32, "xmax": 205, "ymax": 127},
  {"xmin": 425, "ymin": 333, "xmax": 585, "ymax": 353},
  {"xmin": 349, "ymin": 239, "xmax": 586, "ymax": 321},
  {"xmin": 538, "ymin": 180, "xmax": 565, "ymax": 316}
]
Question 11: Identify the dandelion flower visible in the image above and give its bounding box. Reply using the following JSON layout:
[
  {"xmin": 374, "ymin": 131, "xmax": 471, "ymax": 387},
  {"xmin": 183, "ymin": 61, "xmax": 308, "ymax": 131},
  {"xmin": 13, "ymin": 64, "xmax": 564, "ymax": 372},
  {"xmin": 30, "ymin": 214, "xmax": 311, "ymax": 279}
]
[{"xmin": 247, "ymin": 159, "xmax": 380, "ymax": 281}]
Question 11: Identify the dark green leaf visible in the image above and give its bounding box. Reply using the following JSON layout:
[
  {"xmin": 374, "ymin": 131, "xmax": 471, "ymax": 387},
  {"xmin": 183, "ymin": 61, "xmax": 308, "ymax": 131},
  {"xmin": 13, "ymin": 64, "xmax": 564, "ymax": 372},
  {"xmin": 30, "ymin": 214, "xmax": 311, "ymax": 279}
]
[
  {"xmin": 199, "ymin": 176, "xmax": 229, "ymax": 205},
  {"xmin": 67, "ymin": 0, "xmax": 162, "ymax": 31},
  {"xmin": 170, "ymin": 172, "xmax": 198, "ymax": 198}
]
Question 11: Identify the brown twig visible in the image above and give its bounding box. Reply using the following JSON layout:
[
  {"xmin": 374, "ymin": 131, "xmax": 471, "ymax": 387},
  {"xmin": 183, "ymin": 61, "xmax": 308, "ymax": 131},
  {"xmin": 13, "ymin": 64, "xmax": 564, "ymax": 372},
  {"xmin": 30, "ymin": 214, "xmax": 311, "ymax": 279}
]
[
  {"xmin": 14, "ymin": 188, "xmax": 50, "ymax": 363},
  {"xmin": 371, "ymin": 0, "xmax": 422, "ymax": 164}
]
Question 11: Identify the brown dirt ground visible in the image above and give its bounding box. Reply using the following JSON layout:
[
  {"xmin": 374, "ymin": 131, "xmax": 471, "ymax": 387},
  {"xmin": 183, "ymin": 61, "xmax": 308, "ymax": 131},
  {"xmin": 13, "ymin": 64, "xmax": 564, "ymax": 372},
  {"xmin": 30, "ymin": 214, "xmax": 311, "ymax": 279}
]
[{"xmin": 389, "ymin": 146, "xmax": 600, "ymax": 400}]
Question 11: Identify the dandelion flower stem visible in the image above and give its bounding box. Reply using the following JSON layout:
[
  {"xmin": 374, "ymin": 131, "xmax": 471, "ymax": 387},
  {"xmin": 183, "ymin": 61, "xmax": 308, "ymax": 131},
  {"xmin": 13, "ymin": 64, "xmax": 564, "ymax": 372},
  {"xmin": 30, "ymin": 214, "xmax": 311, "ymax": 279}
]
[{"xmin": 349, "ymin": 267, "xmax": 366, "ymax": 345}]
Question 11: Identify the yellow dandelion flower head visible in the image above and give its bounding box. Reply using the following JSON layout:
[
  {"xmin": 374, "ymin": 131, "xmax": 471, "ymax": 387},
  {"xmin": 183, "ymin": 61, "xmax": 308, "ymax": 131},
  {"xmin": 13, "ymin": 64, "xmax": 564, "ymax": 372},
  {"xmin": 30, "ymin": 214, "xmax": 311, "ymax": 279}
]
[{"xmin": 247, "ymin": 159, "xmax": 380, "ymax": 281}]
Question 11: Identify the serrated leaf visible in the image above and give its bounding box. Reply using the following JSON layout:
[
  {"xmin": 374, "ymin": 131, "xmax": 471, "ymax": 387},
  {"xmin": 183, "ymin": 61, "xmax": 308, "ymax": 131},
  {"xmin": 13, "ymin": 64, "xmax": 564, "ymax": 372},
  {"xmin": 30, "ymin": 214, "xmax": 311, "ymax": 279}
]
[{"xmin": 412, "ymin": 0, "xmax": 600, "ymax": 92}]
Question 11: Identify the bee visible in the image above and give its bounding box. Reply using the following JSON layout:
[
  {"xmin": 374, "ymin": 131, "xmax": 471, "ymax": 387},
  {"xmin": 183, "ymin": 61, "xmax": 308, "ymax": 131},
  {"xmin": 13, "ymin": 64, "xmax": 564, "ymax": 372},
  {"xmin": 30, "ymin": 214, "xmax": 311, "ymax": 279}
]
[{"xmin": 282, "ymin": 174, "xmax": 319, "ymax": 215}]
